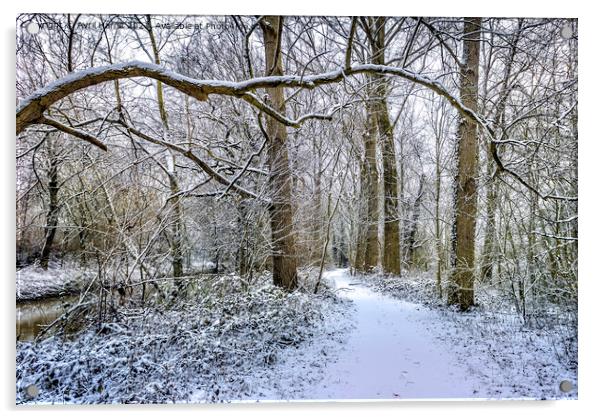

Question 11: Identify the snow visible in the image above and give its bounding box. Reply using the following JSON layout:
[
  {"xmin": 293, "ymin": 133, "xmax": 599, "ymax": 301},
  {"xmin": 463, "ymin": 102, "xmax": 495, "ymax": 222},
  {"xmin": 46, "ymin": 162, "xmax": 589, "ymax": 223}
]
[
  {"xmin": 356, "ymin": 271, "xmax": 578, "ymax": 400},
  {"xmin": 15, "ymin": 268, "xmax": 577, "ymax": 403},
  {"xmin": 16, "ymin": 261, "xmax": 93, "ymax": 301},
  {"xmin": 17, "ymin": 61, "xmax": 486, "ymax": 130},
  {"xmin": 306, "ymin": 269, "xmax": 477, "ymax": 400},
  {"xmin": 16, "ymin": 272, "xmax": 354, "ymax": 404}
]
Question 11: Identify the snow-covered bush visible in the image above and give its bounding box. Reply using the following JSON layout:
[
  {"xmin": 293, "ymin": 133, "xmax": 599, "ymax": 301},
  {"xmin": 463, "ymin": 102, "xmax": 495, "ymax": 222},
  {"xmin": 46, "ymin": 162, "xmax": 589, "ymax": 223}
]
[{"xmin": 16, "ymin": 273, "xmax": 352, "ymax": 404}]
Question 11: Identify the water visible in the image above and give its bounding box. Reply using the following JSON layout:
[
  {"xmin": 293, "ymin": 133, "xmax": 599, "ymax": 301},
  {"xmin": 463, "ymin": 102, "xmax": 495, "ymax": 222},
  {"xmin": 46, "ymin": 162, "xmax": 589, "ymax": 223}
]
[
  {"xmin": 16, "ymin": 276, "xmax": 221, "ymax": 341},
  {"xmin": 15, "ymin": 284, "xmax": 174, "ymax": 341},
  {"xmin": 16, "ymin": 295, "xmax": 79, "ymax": 341}
]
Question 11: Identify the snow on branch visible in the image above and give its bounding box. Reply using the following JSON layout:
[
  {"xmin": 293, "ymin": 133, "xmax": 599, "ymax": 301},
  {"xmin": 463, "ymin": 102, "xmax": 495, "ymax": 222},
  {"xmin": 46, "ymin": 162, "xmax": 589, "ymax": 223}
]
[
  {"xmin": 532, "ymin": 231, "xmax": 578, "ymax": 241},
  {"xmin": 38, "ymin": 117, "xmax": 108, "ymax": 151},
  {"xmin": 16, "ymin": 61, "xmax": 492, "ymax": 135},
  {"xmin": 16, "ymin": 60, "xmax": 573, "ymax": 202},
  {"xmin": 19, "ymin": 59, "xmax": 566, "ymax": 202},
  {"xmin": 120, "ymin": 121, "xmax": 261, "ymax": 201}
]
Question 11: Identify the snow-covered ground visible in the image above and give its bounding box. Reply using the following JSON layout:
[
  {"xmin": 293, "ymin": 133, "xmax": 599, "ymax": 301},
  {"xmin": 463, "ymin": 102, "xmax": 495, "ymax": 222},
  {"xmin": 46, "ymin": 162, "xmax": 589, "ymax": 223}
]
[
  {"xmin": 355, "ymin": 270, "xmax": 578, "ymax": 400},
  {"xmin": 306, "ymin": 269, "xmax": 478, "ymax": 399},
  {"xmin": 16, "ymin": 272, "xmax": 354, "ymax": 404},
  {"xmin": 15, "ymin": 268, "xmax": 577, "ymax": 403}
]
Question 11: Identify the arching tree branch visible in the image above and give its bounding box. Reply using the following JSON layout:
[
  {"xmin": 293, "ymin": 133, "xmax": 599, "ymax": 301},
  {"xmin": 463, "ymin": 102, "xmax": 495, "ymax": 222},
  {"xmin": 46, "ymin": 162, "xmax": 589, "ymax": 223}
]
[
  {"xmin": 19, "ymin": 60, "xmax": 568, "ymax": 200},
  {"xmin": 17, "ymin": 60, "xmax": 492, "ymax": 135}
]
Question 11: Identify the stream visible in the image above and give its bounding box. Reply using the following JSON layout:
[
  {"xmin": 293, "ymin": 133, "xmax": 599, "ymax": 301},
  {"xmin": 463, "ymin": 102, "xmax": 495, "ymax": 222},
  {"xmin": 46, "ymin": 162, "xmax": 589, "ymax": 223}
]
[{"xmin": 16, "ymin": 295, "xmax": 79, "ymax": 341}]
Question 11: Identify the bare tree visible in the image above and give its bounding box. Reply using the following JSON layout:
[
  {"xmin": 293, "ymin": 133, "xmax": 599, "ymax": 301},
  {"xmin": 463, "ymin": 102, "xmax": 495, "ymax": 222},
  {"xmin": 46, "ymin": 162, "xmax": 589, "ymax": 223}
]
[
  {"xmin": 259, "ymin": 16, "xmax": 298, "ymax": 289},
  {"xmin": 448, "ymin": 18, "xmax": 482, "ymax": 310}
]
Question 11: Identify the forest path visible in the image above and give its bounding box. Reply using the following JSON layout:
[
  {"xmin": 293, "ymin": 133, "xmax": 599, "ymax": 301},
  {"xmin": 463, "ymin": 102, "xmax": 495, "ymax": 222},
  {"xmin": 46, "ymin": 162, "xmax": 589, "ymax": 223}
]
[{"xmin": 308, "ymin": 268, "xmax": 477, "ymax": 400}]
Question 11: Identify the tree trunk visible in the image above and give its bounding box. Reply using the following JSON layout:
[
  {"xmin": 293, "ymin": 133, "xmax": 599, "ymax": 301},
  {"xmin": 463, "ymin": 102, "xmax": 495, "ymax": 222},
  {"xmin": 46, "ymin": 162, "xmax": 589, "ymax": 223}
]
[
  {"xmin": 351, "ymin": 160, "xmax": 365, "ymax": 273},
  {"xmin": 371, "ymin": 17, "xmax": 401, "ymax": 275},
  {"xmin": 480, "ymin": 20, "xmax": 521, "ymax": 283},
  {"xmin": 448, "ymin": 17, "xmax": 481, "ymax": 311},
  {"xmin": 480, "ymin": 158, "xmax": 498, "ymax": 282},
  {"xmin": 40, "ymin": 138, "xmax": 59, "ymax": 270},
  {"xmin": 260, "ymin": 16, "xmax": 298, "ymax": 290},
  {"xmin": 169, "ymin": 176, "xmax": 184, "ymax": 280},
  {"xmin": 237, "ymin": 202, "xmax": 250, "ymax": 277},
  {"xmin": 147, "ymin": 15, "xmax": 185, "ymax": 285},
  {"xmin": 434, "ymin": 139, "xmax": 444, "ymax": 298},
  {"xmin": 311, "ymin": 137, "xmax": 324, "ymax": 264},
  {"xmin": 403, "ymin": 174, "xmax": 425, "ymax": 267},
  {"xmin": 362, "ymin": 100, "xmax": 380, "ymax": 272},
  {"xmin": 353, "ymin": 218, "xmax": 366, "ymax": 273}
]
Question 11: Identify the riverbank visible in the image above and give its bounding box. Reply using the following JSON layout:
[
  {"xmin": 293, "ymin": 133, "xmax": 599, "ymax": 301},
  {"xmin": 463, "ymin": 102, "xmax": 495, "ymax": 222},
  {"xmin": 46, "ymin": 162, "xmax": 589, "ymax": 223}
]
[
  {"xmin": 16, "ymin": 271, "xmax": 354, "ymax": 403},
  {"xmin": 16, "ymin": 268, "xmax": 578, "ymax": 402},
  {"xmin": 16, "ymin": 262, "xmax": 93, "ymax": 302}
]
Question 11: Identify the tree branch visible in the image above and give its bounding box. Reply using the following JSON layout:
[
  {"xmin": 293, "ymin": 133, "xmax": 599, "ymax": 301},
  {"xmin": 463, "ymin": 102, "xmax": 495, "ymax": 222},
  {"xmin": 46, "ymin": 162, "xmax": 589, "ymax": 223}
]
[
  {"xmin": 17, "ymin": 60, "xmax": 492, "ymax": 135},
  {"xmin": 118, "ymin": 121, "xmax": 261, "ymax": 201},
  {"xmin": 38, "ymin": 116, "xmax": 108, "ymax": 151},
  {"xmin": 18, "ymin": 60, "xmax": 571, "ymax": 201},
  {"xmin": 345, "ymin": 17, "xmax": 358, "ymax": 69}
]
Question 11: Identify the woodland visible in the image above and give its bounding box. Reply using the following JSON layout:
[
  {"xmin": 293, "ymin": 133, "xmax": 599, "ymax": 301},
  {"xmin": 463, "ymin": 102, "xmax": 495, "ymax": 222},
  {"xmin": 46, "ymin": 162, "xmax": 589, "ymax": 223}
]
[{"xmin": 15, "ymin": 15, "xmax": 577, "ymax": 402}]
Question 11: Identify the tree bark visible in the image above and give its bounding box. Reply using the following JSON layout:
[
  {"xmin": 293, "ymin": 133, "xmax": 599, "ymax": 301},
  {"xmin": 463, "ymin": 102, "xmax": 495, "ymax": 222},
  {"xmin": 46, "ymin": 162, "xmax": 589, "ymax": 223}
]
[
  {"xmin": 448, "ymin": 17, "xmax": 481, "ymax": 310},
  {"xmin": 434, "ymin": 137, "xmax": 444, "ymax": 298},
  {"xmin": 480, "ymin": 159, "xmax": 498, "ymax": 282},
  {"xmin": 371, "ymin": 17, "xmax": 401, "ymax": 275},
  {"xmin": 362, "ymin": 99, "xmax": 380, "ymax": 272},
  {"xmin": 352, "ymin": 215, "xmax": 366, "ymax": 273},
  {"xmin": 311, "ymin": 137, "xmax": 324, "ymax": 264},
  {"xmin": 40, "ymin": 138, "xmax": 60, "ymax": 270},
  {"xmin": 168, "ymin": 176, "xmax": 184, "ymax": 281},
  {"xmin": 480, "ymin": 20, "xmax": 522, "ymax": 283},
  {"xmin": 403, "ymin": 174, "xmax": 425, "ymax": 267},
  {"xmin": 260, "ymin": 16, "xmax": 298, "ymax": 290}
]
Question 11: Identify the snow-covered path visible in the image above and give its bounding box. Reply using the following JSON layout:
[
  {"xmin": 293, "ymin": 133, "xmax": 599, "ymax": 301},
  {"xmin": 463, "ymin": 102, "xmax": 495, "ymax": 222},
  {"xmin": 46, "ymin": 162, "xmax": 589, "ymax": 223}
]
[{"xmin": 308, "ymin": 269, "xmax": 477, "ymax": 400}]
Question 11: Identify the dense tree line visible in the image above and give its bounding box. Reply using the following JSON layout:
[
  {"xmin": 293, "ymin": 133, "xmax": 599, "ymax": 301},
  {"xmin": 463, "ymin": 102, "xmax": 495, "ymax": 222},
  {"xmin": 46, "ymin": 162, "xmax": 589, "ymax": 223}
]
[{"xmin": 16, "ymin": 15, "xmax": 577, "ymax": 317}]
